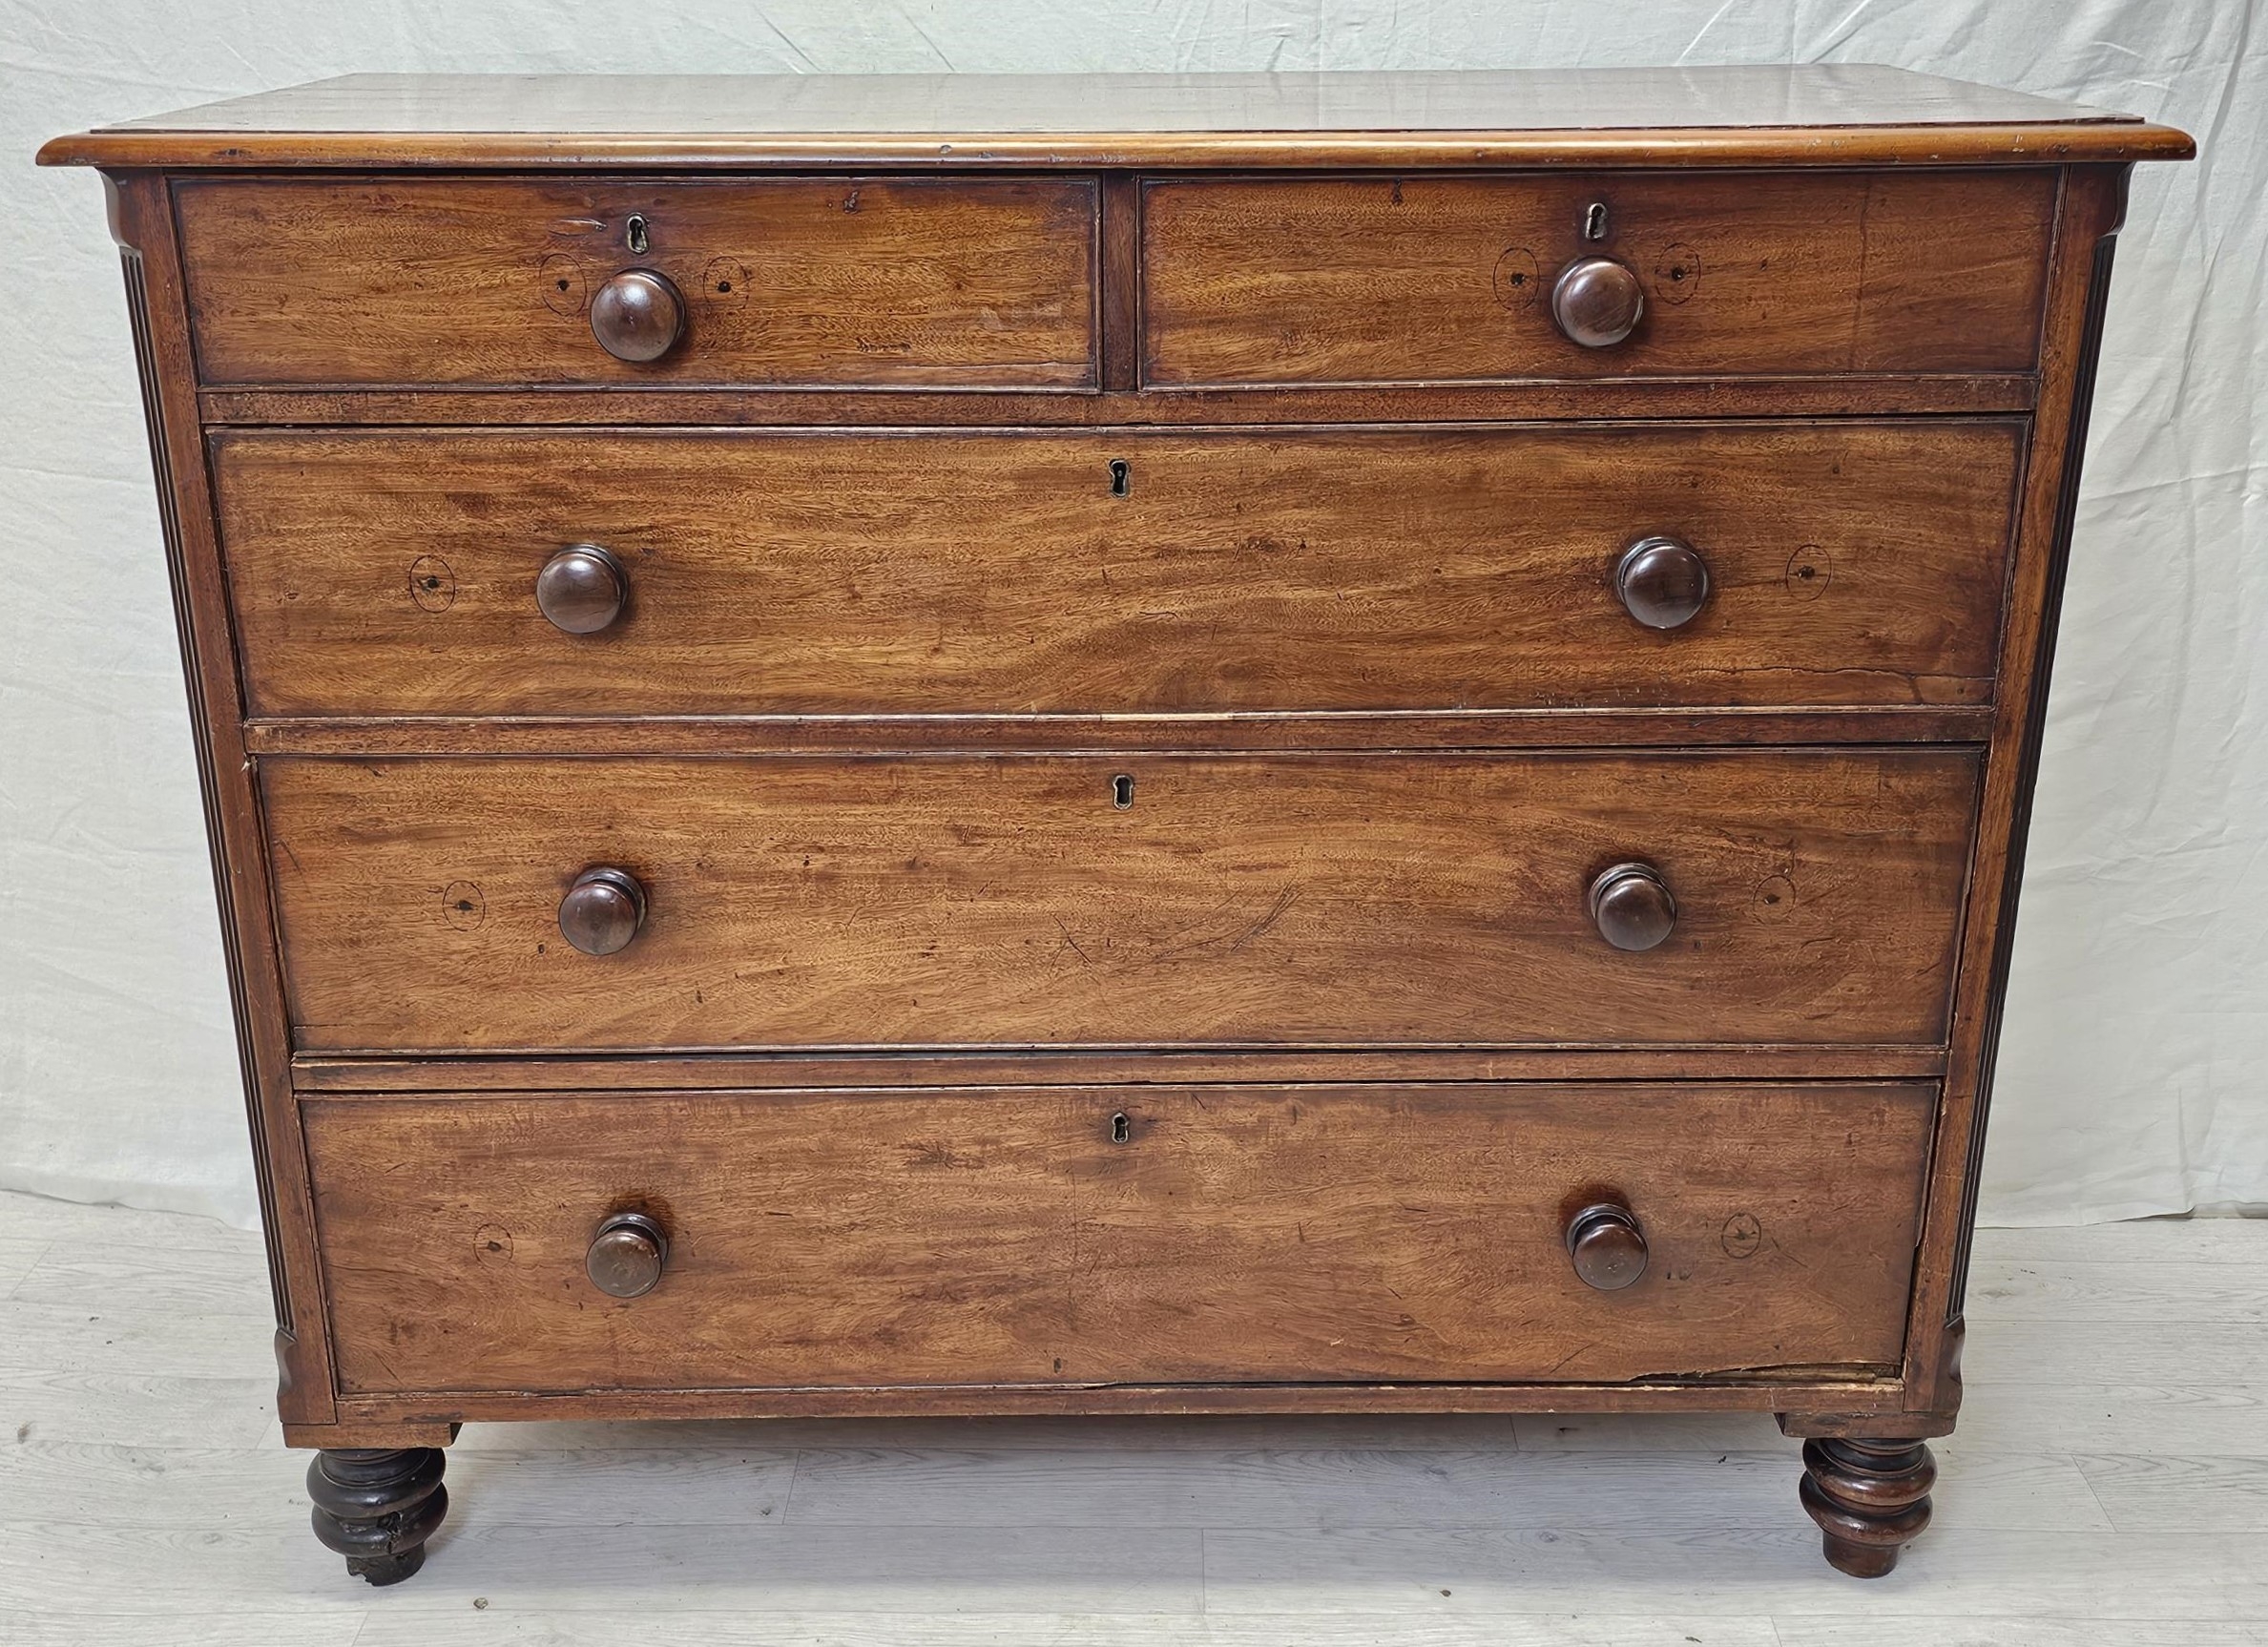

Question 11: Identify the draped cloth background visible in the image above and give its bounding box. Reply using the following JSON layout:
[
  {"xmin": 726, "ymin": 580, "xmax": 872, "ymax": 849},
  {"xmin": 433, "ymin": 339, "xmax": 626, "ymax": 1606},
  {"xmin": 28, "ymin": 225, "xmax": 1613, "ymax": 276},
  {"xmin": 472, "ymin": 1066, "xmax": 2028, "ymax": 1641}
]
[{"xmin": 2, "ymin": 1, "xmax": 2259, "ymax": 1228}]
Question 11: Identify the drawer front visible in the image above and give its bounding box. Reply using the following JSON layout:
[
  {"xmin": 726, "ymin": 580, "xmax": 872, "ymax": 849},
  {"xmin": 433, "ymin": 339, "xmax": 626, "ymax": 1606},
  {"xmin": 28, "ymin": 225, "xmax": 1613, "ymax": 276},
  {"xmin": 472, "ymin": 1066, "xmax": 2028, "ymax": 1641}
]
[
  {"xmin": 175, "ymin": 177, "xmax": 1097, "ymax": 387},
  {"xmin": 217, "ymin": 421, "xmax": 2017, "ymax": 719},
  {"xmin": 303, "ymin": 1082, "xmax": 1932, "ymax": 1394},
  {"xmin": 262, "ymin": 751, "xmax": 1978, "ymax": 1053},
  {"xmin": 1143, "ymin": 171, "xmax": 2055, "ymax": 386}
]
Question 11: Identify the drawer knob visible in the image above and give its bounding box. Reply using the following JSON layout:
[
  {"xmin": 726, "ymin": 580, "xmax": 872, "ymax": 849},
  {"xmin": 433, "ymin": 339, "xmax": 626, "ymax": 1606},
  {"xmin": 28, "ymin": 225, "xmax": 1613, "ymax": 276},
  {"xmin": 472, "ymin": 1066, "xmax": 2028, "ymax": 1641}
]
[
  {"xmin": 590, "ymin": 269, "xmax": 684, "ymax": 363},
  {"xmin": 558, "ymin": 866, "xmax": 648, "ymax": 957},
  {"xmin": 535, "ymin": 544, "xmax": 628, "ymax": 635},
  {"xmin": 1589, "ymin": 861, "xmax": 1676, "ymax": 951},
  {"xmin": 1565, "ymin": 1200, "xmax": 1649, "ymax": 1291},
  {"xmin": 1551, "ymin": 256, "xmax": 1645, "ymax": 348},
  {"xmin": 1616, "ymin": 536, "xmax": 1711, "ymax": 630},
  {"xmin": 586, "ymin": 1211, "xmax": 668, "ymax": 1299}
]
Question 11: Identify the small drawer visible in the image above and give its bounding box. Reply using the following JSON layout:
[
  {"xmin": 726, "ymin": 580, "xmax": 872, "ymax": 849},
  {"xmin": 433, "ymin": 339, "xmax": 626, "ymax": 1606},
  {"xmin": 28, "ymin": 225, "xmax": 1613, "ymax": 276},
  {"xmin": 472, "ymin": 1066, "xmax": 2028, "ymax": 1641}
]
[
  {"xmin": 174, "ymin": 176, "xmax": 1098, "ymax": 387},
  {"xmin": 261, "ymin": 749, "xmax": 1979, "ymax": 1054},
  {"xmin": 214, "ymin": 421, "xmax": 2019, "ymax": 718},
  {"xmin": 302, "ymin": 1081, "xmax": 1932, "ymax": 1395},
  {"xmin": 1141, "ymin": 170, "xmax": 2055, "ymax": 386}
]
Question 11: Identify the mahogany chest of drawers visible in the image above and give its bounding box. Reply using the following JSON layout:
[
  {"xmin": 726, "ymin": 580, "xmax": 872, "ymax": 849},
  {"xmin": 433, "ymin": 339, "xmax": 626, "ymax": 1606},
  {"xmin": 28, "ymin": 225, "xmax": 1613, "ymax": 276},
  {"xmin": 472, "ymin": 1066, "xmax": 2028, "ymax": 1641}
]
[{"xmin": 43, "ymin": 67, "xmax": 2192, "ymax": 1584}]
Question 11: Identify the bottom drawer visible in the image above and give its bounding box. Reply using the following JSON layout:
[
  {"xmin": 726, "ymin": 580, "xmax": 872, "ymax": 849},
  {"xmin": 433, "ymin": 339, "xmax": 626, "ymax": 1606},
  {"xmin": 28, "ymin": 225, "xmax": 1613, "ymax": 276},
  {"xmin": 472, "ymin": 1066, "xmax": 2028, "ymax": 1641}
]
[{"xmin": 302, "ymin": 1082, "xmax": 1931, "ymax": 1396}]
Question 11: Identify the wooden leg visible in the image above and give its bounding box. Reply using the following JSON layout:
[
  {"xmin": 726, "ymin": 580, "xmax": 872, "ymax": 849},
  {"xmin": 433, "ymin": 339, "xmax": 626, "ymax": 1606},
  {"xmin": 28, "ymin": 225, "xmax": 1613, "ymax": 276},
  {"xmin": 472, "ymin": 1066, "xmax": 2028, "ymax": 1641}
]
[
  {"xmin": 306, "ymin": 1447, "xmax": 448, "ymax": 1585},
  {"xmin": 1798, "ymin": 1436, "xmax": 1935, "ymax": 1577}
]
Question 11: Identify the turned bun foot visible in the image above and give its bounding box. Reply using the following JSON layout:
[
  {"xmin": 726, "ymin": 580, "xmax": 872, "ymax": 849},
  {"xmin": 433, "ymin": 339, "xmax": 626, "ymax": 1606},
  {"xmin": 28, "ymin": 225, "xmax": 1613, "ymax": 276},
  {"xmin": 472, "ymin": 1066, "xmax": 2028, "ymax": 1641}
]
[
  {"xmin": 1799, "ymin": 1437, "xmax": 1935, "ymax": 1577},
  {"xmin": 307, "ymin": 1447, "xmax": 448, "ymax": 1585}
]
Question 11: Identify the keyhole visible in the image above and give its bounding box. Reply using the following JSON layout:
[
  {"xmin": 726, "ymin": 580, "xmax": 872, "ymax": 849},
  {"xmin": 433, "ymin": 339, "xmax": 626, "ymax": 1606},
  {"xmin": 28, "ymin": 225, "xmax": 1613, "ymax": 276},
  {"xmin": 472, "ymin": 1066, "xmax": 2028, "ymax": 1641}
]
[
  {"xmin": 1112, "ymin": 773, "xmax": 1134, "ymax": 809},
  {"xmin": 1584, "ymin": 201, "xmax": 1609, "ymax": 241},
  {"xmin": 1109, "ymin": 458, "xmax": 1130, "ymax": 497},
  {"xmin": 1111, "ymin": 1112, "xmax": 1131, "ymax": 1143},
  {"xmin": 626, "ymin": 214, "xmax": 649, "ymax": 254}
]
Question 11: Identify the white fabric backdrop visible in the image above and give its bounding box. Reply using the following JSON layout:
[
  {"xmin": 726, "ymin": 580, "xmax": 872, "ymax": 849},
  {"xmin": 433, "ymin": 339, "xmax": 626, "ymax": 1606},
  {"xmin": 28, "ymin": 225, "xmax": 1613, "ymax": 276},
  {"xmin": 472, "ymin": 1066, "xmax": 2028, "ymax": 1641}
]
[{"xmin": 1, "ymin": 2, "xmax": 2260, "ymax": 1229}]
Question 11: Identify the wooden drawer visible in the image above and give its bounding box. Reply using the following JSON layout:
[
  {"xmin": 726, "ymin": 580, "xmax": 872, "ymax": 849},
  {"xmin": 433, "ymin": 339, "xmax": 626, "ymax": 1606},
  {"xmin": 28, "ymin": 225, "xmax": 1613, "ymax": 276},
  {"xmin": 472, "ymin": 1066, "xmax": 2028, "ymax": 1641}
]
[
  {"xmin": 302, "ymin": 1081, "xmax": 1932, "ymax": 1394},
  {"xmin": 1142, "ymin": 171, "xmax": 2055, "ymax": 386},
  {"xmin": 216, "ymin": 420, "xmax": 2018, "ymax": 719},
  {"xmin": 261, "ymin": 750, "xmax": 1978, "ymax": 1053},
  {"xmin": 174, "ymin": 177, "xmax": 1098, "ymax": 388}
]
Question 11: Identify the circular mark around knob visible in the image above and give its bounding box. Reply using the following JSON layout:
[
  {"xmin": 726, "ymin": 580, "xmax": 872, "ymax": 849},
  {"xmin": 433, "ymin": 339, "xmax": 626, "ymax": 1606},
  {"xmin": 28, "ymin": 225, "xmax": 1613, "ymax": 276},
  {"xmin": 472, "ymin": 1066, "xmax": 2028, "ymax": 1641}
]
[
  {"xmin": 1786, "ymin": 546, "xmax": 1833, "ymax": 601},
  {"xmin": 1615, "ymin": 536, "xmax": 1711, "ymax": 630},
  {"xmin": 441, "ymin": 881, "xmax": 486, "ymax": 932},
  {"xmin": 1550, "ymin": 256, "xmax": 1645, "ymax": 347},
  {"xmin": 558, "ymin": 866, "xmax": 648, "ymax": 957},
  {"xmin": 1652, "ymin": 241, "xmax": 1701, "ymax": 305},
  {"xmin": 1753, "ymin": 874, "xmax": 1797, "ymax": 925},
  {"xmin": 586, "ymin": 1210, "xmax": 668, "ymax": 1299},
  {"xmin": 407, "ymin": 555, "xmax": 456, "ymax": 613},
  {"xmin": 1491, "ymin": 246, "xmax": 1540, "ymax": 310},
  {"xmin": 590, "ymin": 268, "xmax": 685, "ymax": 363},
  {"xmin": 473, "ymin": 1222, "xmax": 513, "ymax": 1266},
  {"xmin": 1566, "ymin": 1201, "xmax": 1649, "ymax": 1291},
  {"xmin": 536, "ymin": 543, "xmax": 628, "ymax": 635},
  {"xmin": 1589, "ymin": 862, "xmax": 1677, "ymax": 952},
  {"xmin": 538, "ymin": 253, "xmax": 587, "ymax": 318},
  {"xmin": 701, "ymin": 256, "xmax": 751, "ymax": 304}
]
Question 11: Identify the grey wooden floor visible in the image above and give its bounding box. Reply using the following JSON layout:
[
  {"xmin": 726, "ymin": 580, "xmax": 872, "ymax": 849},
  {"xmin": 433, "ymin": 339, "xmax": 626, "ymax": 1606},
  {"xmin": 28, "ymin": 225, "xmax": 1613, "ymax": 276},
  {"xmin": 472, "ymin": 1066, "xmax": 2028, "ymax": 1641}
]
[{"xmin": 2, "ymin": 1189, "xmax": 2263, "ymax": 1645}]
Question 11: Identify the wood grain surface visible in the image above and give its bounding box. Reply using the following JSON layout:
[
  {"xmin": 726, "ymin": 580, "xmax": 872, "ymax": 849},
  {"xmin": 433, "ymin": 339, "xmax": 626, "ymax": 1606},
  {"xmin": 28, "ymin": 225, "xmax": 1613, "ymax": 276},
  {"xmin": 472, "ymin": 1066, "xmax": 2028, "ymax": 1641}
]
[
  {"xmin": 300, "ymin": 1081, "xmax": 1933, "ymax": 1394},
  {"xmin": 174, "ymin": 177, "xmax": 1098, "ymax": 388},
  {"xmin": 260, "ymin": 750, "xmax": 1980, "ymax": 1053},
  {"xmin": 36, "ymin": 67, "xmax": 2195, "ymax": 170},
  {"xmin": 213, "ymin": 421, "xmax": 2021, "ymax": 719},
  {"xmin": 1143, "ymin": 171, "xmax": 2056, "ymax": 385}
]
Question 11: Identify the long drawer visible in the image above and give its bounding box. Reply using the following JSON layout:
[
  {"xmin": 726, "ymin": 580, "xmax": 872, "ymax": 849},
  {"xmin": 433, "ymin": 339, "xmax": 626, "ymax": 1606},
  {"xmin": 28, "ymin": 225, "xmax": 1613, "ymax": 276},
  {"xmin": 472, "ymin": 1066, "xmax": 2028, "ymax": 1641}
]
[
  {"xmin": 1142, "ymin": 170, "xmax": 2056, "ymax": 385},
  {"xmin": 261, "ymin": 750, "xmax": 1979, "ymax": 1053},
  {"xmin": 175, "ymin": 176, "xmax": 1099, "ymax": 388},
  {"xmin": 302, "ymin": 1082, "xmax": 1933, "ymax": 1394},
  {"xmin": 214, "ymin": 422, "xmax": 2020, "ymax": 718}
]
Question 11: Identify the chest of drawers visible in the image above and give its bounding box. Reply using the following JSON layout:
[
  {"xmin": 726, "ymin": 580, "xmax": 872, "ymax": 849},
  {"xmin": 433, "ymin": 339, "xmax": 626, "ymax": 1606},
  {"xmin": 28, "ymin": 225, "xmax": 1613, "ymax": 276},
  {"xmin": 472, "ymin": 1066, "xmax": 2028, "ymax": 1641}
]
[{"xmin": 43, "ymin": 67, "xmax": 2192, "ymax": 1586}]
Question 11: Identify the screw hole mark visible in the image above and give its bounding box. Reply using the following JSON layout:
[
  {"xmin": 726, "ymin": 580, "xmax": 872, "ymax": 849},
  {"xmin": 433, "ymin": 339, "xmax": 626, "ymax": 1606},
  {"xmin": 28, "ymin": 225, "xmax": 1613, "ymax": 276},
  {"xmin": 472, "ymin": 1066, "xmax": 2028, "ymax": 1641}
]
[
  {"xmin": 1112, "ymin": 773, "xmax": 1134, "ymax": 809},
  {"xmin": 1491, "ymin": 247, "xmax": 1540, "ymax": 311},
  {"xmin": 440, "ymin": 880, "xmax": 486, "ymax": 931},
  {"xmin": 1109, "ymin": 458, "xmax": 1131, "ymax": 497},
  {"xmin": 1785, "ymin": 545, "xmax": 1833, "ymax": 601},
  {"xmin": 1111, "ymin": 1112, "xmax": 1131, "ymax": 1143},
  {"xmin": 406, "ymin": 555, "xmax": 457, "ymax": 613}
]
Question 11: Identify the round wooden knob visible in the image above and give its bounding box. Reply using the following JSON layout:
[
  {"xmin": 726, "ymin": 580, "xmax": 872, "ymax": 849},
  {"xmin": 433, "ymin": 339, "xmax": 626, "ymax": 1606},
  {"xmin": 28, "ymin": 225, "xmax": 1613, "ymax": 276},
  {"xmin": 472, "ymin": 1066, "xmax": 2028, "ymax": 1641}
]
[
  {"xmin": 1566, "ymin": 1201, "xmax": 1649, "ymax": 1291},
  {"xmin": 535, "ymin": 544, "xmax": 627, "ymax": 635},
  {"xmin": 558, "ymin": 866, "xmax": 647, "ymax": 957},
  {"xmin": 586, "ymin": 1211, "xmax": 668, "ymax": 1299},
  {"xmin": 590, "ymin": 269, "xmax": 684, "ymax": 363},
  {"xmin": 1551, "ymin": 257, "xmax": 1645, "ymax": 347},
  {"xmin": 1616, "ymin": 536, "xmax": 1711, "ymax": 630},
  {"xmin": 1589, "ymin": 862, "xmax": 1676, "ymax": 952}
]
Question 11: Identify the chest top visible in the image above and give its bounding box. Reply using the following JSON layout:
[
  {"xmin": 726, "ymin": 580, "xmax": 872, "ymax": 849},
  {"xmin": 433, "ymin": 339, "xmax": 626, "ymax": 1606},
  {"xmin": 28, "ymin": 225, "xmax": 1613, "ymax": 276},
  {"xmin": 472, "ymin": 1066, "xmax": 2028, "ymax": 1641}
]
[{"xmin": 40, "ymin": 65, "xmax": 2189, "ymax": 170}]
